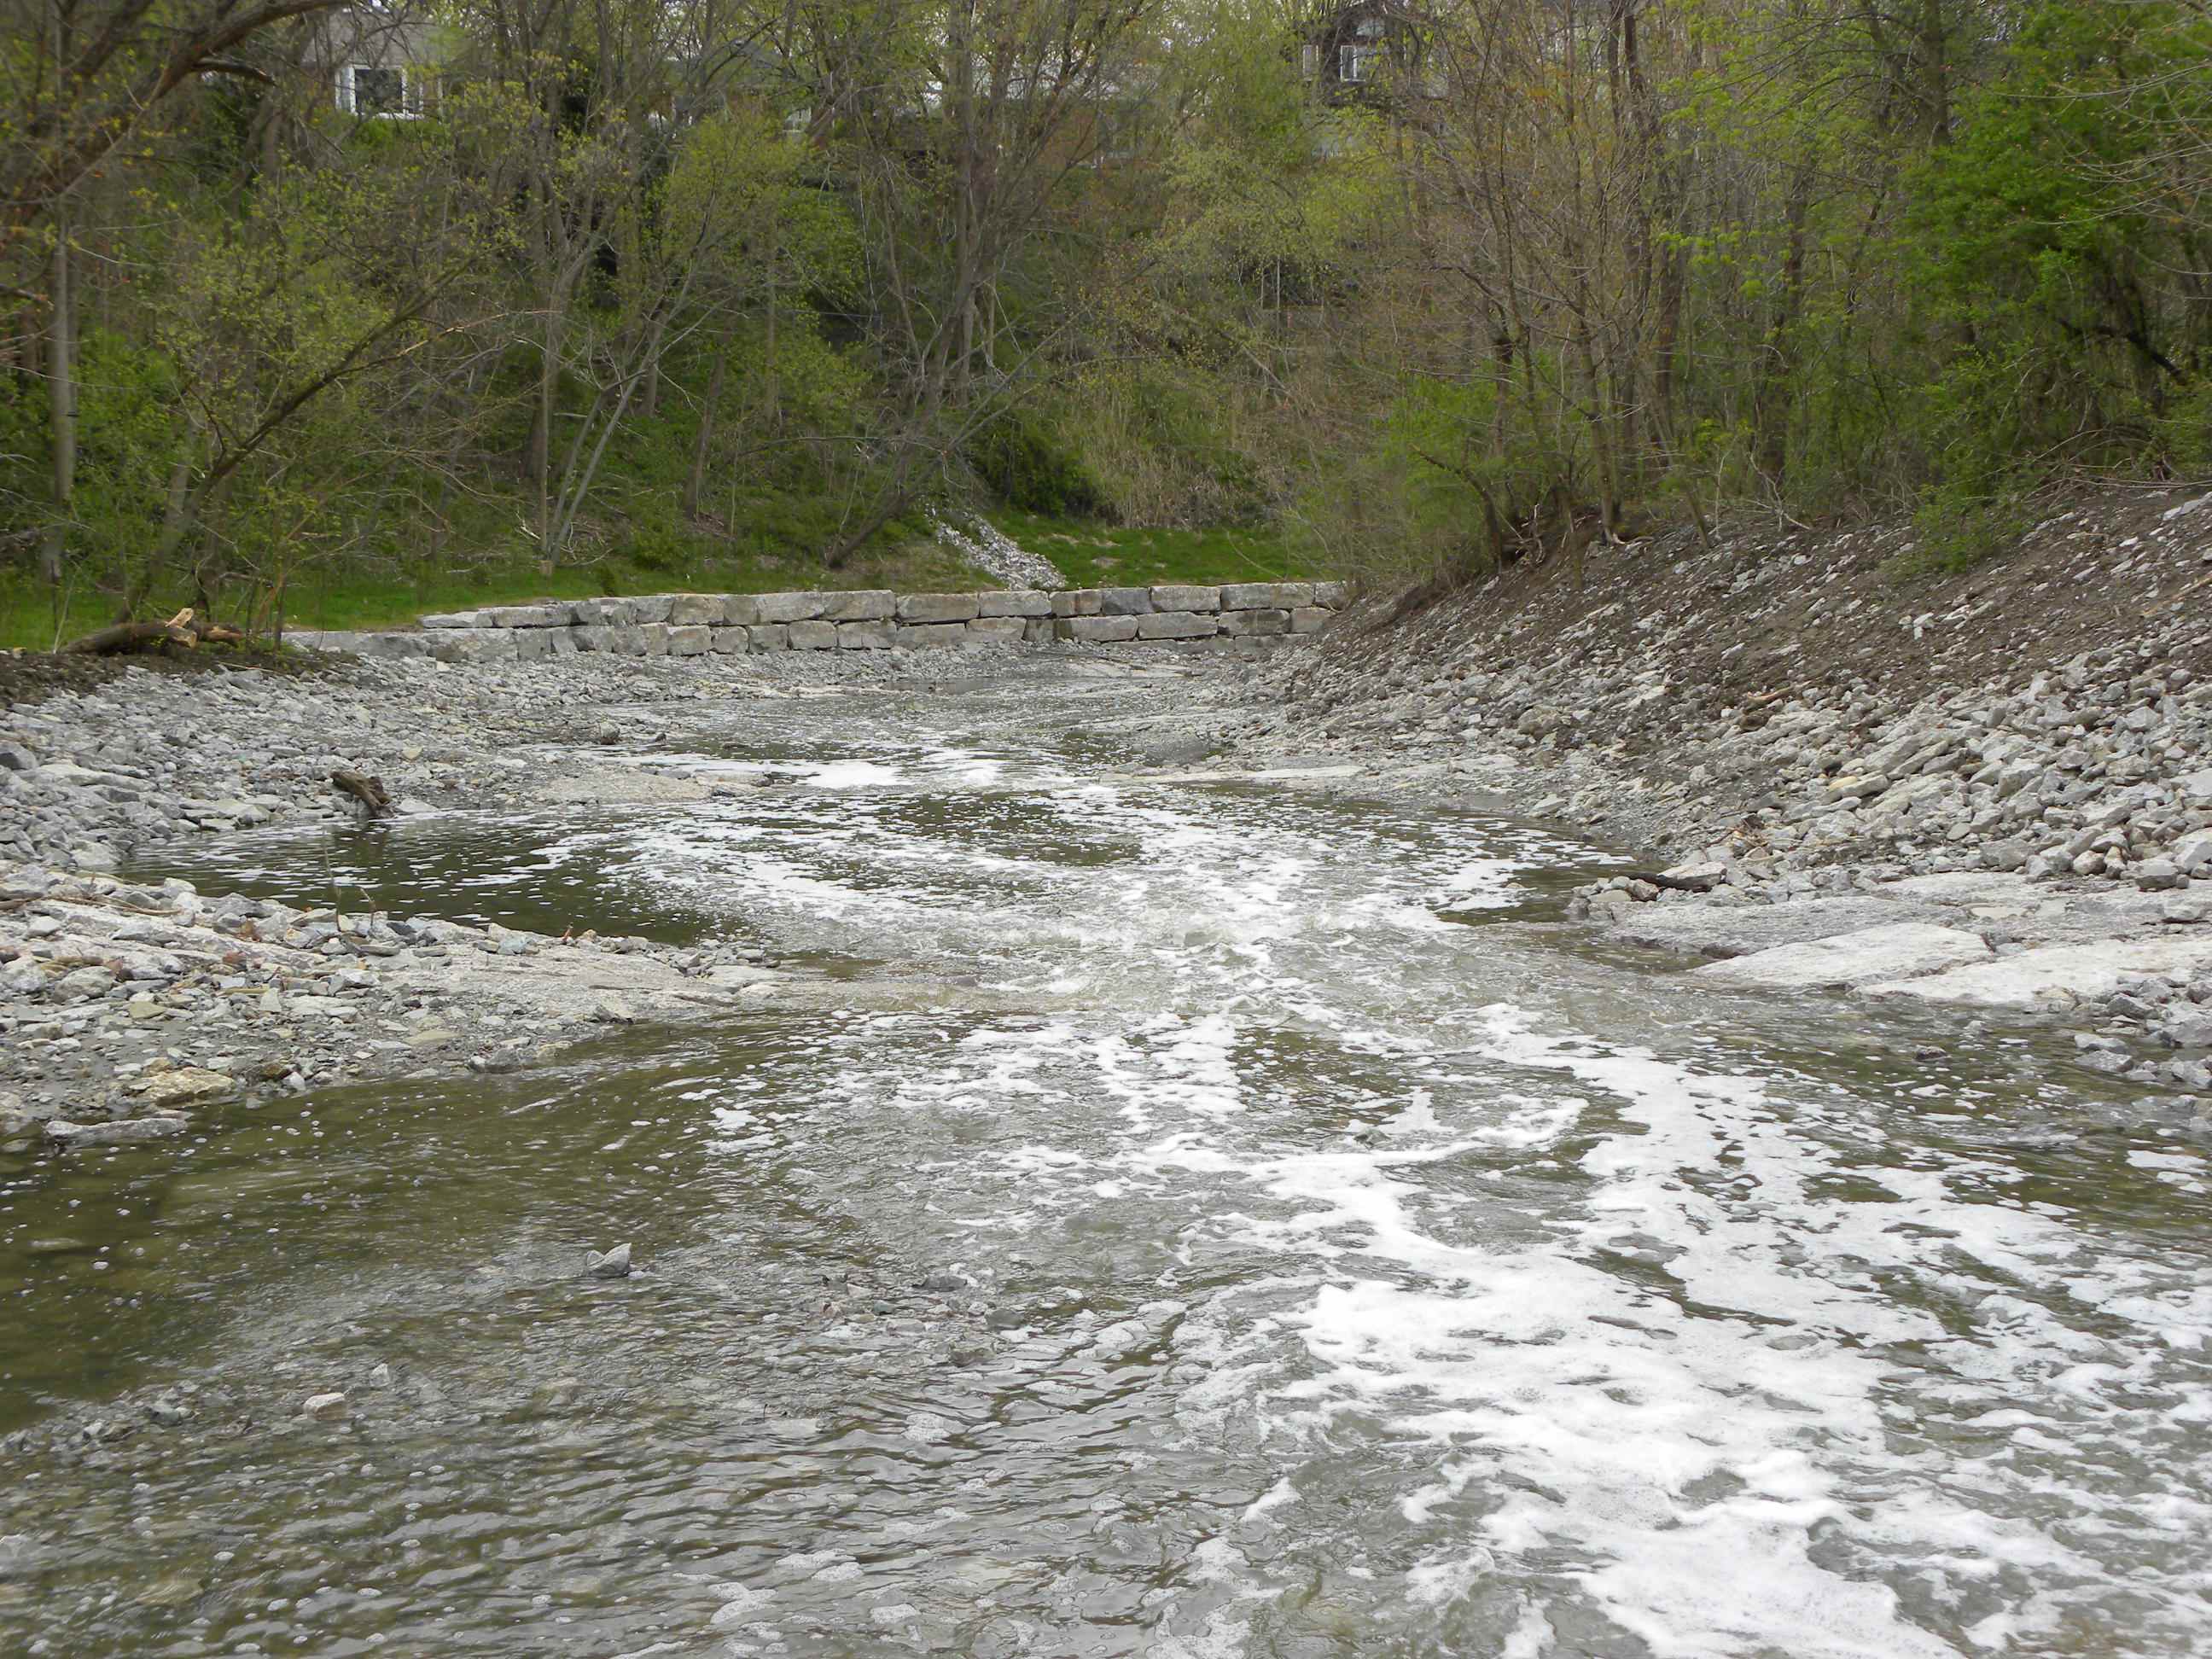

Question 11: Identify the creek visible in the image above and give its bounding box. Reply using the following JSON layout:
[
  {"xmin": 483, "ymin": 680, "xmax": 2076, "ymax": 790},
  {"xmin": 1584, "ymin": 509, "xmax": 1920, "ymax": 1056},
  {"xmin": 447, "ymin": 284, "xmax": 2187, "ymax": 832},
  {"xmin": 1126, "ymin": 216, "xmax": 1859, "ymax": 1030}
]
[{"xmin": 3, "ymin": 661, "xmax": 2208, "ymax": 1657}]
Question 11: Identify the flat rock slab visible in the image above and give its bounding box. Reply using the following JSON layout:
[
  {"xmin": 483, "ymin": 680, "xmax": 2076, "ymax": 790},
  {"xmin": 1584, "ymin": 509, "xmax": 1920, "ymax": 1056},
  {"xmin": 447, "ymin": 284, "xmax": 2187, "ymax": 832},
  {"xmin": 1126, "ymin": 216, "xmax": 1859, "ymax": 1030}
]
[
  {"xmin": 1610, "ymin": 896, "xmax": 1912, "ymax": 958},
  {"xmin": 1694, "ymin": 923, "xmax": 1992, "ymax": 991},
  {"xmin": 1879, "ymin": 873, "xmax": 2039, "ymax": 905},
  {"xmin": 1868, "ymin": 934, "xmax": 2212, "ymax": 1010}
]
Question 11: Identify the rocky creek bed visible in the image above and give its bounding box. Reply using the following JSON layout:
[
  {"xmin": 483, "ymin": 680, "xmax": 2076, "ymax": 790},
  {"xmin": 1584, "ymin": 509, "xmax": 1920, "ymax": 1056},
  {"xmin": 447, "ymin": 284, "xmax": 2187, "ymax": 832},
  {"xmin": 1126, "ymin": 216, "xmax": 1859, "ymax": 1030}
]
[{"xmin": 3, "ymin": 536, "xmax": 2212, "ymax": 1653}]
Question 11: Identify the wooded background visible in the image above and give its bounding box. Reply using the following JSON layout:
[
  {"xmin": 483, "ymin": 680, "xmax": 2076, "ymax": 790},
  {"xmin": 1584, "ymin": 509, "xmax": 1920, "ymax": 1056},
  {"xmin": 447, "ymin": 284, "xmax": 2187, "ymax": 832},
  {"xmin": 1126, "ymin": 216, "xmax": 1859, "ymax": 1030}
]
[{"xmin": 3, "ymin": 0, "xmax": 2208, "ymax": 633}]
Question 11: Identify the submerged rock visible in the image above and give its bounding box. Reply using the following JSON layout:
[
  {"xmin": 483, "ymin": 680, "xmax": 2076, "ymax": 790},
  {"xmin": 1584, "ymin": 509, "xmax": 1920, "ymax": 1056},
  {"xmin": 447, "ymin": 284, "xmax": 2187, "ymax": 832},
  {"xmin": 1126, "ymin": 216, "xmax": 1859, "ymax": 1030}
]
[{"xmin": 587, "ymin": 1243, "xmax": 633, "ymax": 1279}]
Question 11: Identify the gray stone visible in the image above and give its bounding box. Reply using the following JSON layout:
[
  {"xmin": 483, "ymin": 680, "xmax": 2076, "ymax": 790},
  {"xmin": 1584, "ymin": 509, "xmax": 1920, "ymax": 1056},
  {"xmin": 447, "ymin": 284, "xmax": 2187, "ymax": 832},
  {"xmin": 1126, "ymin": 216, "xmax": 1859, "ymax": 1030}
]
[
  {"xmin": 638, "ymin": 625, "xmax": 671, "ymax": 657},
  {"xmin": 1150, "ymin": 585, "xmax": 1221, "ymax": 614},
  {"xmin": 302, "ymin": 1392, "xmax": 348, "ymax": 1421},
  {"xmin": 428, "ymin": 629, "xmax": 517, "ymax": 665},
  {"xmin": 899, "ymin": 622, "xmax": 969, "ymax": 649},
  {"xmin": 976, "ymin": 589, "xmax": 1053, "ymax": 618},
  {"xmin": 821, "ymin": 590, "xmax": 897, "ymax": 621},
  {"xmin": 1312, "ymin": 581, "xmax": 1351, "ymax": 607},
  {"xmin": 2174, "ymin": 835, "xmax": 2212, "ymax": 877},
  {"xmin": 836, "ymin": 621, "xmax": 894, "ymax": 650},
  {"xmin": 45, "ymin": 1115, "xmax": 189, "ymax": 1146},
  {"xmin": 667, "ymin": 594, "xmax": 728, "ymax": 626},
  {"xmin": 1604, "ymin": 902, "xmax": 1928, "ymax": 960},
  {"xmin": 588, "ymin": 1243, "xmax": 632, "ymax": 1279},
  {"xmin": 753, "ymin": 591, "xmax": 831, "ymax": 624},
  {"xmin": 1219, "ymin": 608, "xmax": 1290, "ymax": 637},
  {"xmin": 898, "ymin": 592, "xmax": 982, "ymax": 624},
  {"xmin": 571, "ymin": 598, "xmax": 635, "ymax": 626},
  {"xmin": 1138, "ymin": 612, "xmax": 1219, "ymax": 641},
  {"xmin": 750, "ymin": 623, "xmax": 789, "ymax": 652},
  {"xmin": 418, "ymin": 610, "xmax": 481, "ymax": 630},
  {"xmin": 628, "ymin": 595, "xmax": 675, "ymax": 626},
  {"xmin": 511, "ymin": 629, "xmax": 555, "ymax": 661},
  {"xmin": 667, "ymin": 625, "xmax": 713, "ymax": 657},
  {"xmin": 1059, "ymin": 616, "xmax": 1141, "ymax": 644},
  {"xmin": 1289, "ymin": 606, "xmax": 1335, "ymax": 634},
  {"xmin": 1870, "ymin": 935, "xmax": 2212, "ymax": 1009},
  {"xmin": 788, "ymin": 620, "xmax": 838, "ymax": 649},
  {"xmin": 710, "ymin": 626, "xmax": 751, "ymax": 655},
  {"xmin": 1097, "ymin": 587, "xmax": 1154, "ymax": 616},
  {"xmin": 1696, "ymin": 923, "xmax": 1992, "ymax": 990},
  {"xmin": 2138, "ymin": 859, "xmax": 2187, "ymax": 892},
  {"xmin": 485, "ymin": 604, "xmax": 567, "ymax": 628},
  {"xmin": 1051, "ymin": 590, "xmax": 1102, "ymax": 619},
  {"xmin": 1658, "ymin": 862, "xmax": 1726, "ymax": 893},
  {"xmin": 967, "ymin": 617, "xmax": 1029, "ymax": 644},
  {"xmin": 1220, "ymin": 581, "xmax": 1315, "ymax": 611}
]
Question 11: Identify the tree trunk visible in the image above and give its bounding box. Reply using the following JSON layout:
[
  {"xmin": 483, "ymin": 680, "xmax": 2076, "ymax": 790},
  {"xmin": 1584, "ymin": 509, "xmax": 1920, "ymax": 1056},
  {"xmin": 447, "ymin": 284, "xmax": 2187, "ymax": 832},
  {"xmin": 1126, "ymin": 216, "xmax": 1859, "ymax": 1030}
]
[
  {"xmin": 684, "ymin": 346, "xmax": 726, "ymax": 520},
  {"xmin": 42, "ymin": 195, "xmax": 73, "ymax": 587}
]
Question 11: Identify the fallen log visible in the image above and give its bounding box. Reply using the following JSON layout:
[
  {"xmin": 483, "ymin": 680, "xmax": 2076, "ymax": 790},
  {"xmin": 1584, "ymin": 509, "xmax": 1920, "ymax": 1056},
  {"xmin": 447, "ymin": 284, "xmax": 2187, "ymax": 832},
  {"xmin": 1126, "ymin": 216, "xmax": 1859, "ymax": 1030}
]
[
  {"xmin": 61, "ymin": 619, "xmax": 195, "ymax": 655},
  {"xmin": 329, "ymin": 770, "xmax": 395, "ymax": 820},
  {"xmin": 60, "ymin": 608, "xmax": 247, "ymax": 655}
]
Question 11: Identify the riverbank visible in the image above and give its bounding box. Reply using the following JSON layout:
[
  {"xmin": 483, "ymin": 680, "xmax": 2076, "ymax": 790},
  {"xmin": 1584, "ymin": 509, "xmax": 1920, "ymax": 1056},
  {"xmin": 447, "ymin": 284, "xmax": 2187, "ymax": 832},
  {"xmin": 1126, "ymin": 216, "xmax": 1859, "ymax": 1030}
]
[
  {"xmin": 0, "ymin": 641, "xmax": 1233, "ymax": 1148},
  {"xmin": 1214, "ymin": 485, "xmax": 2212, "ymax": 1096}
]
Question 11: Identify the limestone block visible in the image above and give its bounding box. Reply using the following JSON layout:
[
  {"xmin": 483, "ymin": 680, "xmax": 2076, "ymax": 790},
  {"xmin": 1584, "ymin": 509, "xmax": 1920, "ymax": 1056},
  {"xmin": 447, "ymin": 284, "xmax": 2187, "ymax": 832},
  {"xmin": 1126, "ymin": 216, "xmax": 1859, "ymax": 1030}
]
[
  {"xmin": 967, "ymin": 617, "xmax": 1029, "ymax": 644},
  {"xmin": 1150, "ymin": 585, "xmax": 1220, "ymax": 614},
  {"xmin": 836, "ymin": 621, "xmax": 894, "ymax": 650},
  {"xmin": 639, "ymin": 624, "xmax": 672, "ymax": 657},
  {"xmin": 630, "ymin": 595, "xmax": 676, "ymax": 626},
  {"xmin": 1098, "ymin": 586, "xmax": 1154, "ymax": 616},
  {"xmin": 977, "ymin": 590, "xmax": 1053, "ymax": 618},
  {"xmin": 487, "ymin": 603, "xmax": 570, "ymax": 628},
  {"xmin": 607, "ymin": 626, "xmax": 647, "ymax": 657},
  {"xmin": 667, "ymin": 624, "xmax": 713, "ymax": 656},
  {"xmin": 287, "ymin": 631, "xmax": 369, "ymax": 653},
  {"xmin": 1220, "ymin": 581, "xmax": 1314, "ymax": 611},
  {"xmin": 724, "ymin": 596, "xmax": 764, "ymax": 626},
  {"xmin": 572, "ymin": 625, "xmax": 610, "ymax": 652},
  {"xmin": 1051, "ymin": 590, "xmax": 1102, "ymax": 618},
  {"xmin": 1289, "ymin": 606, "xmax": 1334, "ymax": 634},
  {"xmin": 822, "ymin": 590, "xmax": 897, "ymax": 621},
  {"xmin": 1312, "ymin": 581, "xmax": 1351, "ymax": 607},
  {"xmin": 1024, "ymin": 617, "xmax": 1056, "ymax": 644},
  {"xmin": 1138, "ymin": 612, "xmax": 1219, "ymax": 640},
  {"xmin": 572, "ymin": 598, "xmax": 634, "ymax": 626},
  {"xmin": 789, "ymin": 620, "xmax": 838, "ymax": 649},
  {"xmin": 428, "ymin": 629, "xmax": 516, "ymax": 664},
  {"xmin": 710, "ymin": 626, "xmax": 751, "ymax": 655},
  {"xmin": 545, "ymin": 629, "xmax": 579, "ymax": 657},
  {"xmin": 899, "ymin": 622, "xmax": 970, "ymax": 648},
  {"xmin": 1058, "ymin": 615, "xmax": 1141, "ymax": 643},
  {"xmin": 899, "ymin": 592, "xmax": 982, "ymax": 623},
  {"xmin": 419, "ymin": 610, "xmax": 482, "ymax": 630},
  {"xmin": 754, "ymin": 591, "xmax": 830, "ymax": 624},
  {"xmin": 667, "ymin": 594, "xmax": 728, "ymax": 626},
  {"xmin": 1219, "ymin": 607, "xmax": 1290, "ymax": 637},
  {"xmin": 749, "ymin": 623, "xmax": 789, "ymax": 652}
]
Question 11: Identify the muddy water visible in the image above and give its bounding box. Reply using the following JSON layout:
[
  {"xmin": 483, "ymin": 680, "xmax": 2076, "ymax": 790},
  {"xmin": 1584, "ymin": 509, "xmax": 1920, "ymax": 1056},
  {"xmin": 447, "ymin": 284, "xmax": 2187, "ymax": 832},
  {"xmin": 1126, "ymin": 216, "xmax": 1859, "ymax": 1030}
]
[{"xmin": 4, "ymin": 663, "xmax": 2209, "ymax": 1657}]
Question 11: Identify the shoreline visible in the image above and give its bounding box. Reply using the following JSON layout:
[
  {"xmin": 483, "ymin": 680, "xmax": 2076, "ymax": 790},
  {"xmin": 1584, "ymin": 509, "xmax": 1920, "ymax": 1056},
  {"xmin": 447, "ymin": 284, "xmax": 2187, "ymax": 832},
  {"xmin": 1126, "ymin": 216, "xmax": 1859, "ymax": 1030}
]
[{"xmin": 1201, "ymin": 486, "xmax": 2212, "ymax": 1105}]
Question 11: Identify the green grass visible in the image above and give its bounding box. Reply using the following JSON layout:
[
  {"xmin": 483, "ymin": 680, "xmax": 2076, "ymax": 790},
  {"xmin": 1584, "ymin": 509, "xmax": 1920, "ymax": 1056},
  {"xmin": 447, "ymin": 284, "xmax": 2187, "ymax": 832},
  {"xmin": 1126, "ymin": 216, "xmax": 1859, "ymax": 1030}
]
[{"xmin": 993, "ymin": 514, "xmax": 1325, "ymax": 590}]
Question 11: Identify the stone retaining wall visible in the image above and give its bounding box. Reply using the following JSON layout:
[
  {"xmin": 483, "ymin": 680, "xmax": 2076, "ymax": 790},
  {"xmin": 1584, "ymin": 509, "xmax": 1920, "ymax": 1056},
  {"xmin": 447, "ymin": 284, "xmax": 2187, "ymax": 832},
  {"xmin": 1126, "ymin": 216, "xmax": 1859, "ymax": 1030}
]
[{"xmin": 288, "ymin": 581, "xmax": 1348, "ymax": 661}]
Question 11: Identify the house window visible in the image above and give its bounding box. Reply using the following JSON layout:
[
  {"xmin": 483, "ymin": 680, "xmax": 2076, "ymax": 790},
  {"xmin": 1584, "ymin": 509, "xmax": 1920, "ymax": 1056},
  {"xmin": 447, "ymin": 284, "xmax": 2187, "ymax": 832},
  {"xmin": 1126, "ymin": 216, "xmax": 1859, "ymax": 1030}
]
[
  {"xmin": 1341, "ymin": 44, "xmax": 1379, "ymax": 83},
  {"xmin": 1301, "ymin": 42, "xmax": 1320, "ymax": 78},
  {"xmin": 339, "ymin": 63, "xmax": 418, "ymax": 116}
]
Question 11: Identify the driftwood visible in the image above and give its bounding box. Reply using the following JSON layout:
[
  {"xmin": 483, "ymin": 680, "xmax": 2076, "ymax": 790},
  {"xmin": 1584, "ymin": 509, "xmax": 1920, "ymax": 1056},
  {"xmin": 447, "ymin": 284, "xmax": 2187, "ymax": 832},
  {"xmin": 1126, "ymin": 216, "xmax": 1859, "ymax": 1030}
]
[
  {"xmin": 60, "ymin": 608, "xmax": 247, "ymax": 656},
  {"xmin": 329, "ymin": 770, "xmax": 395, "ymax": 820}
]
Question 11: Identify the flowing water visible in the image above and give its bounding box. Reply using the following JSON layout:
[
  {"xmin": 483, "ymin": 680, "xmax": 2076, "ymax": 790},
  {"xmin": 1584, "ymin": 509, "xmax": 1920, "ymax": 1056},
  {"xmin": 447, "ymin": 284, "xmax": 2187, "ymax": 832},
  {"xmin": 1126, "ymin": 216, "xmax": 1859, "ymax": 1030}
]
[{"xmin": 4, "ymin": 661, "xmax": 2209, "ymax": 1657}]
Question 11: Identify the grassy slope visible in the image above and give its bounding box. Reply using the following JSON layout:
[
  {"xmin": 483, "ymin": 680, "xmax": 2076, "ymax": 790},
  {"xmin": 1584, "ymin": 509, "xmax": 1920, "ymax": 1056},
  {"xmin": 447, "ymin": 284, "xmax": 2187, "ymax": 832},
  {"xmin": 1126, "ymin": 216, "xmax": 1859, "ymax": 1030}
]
[{"xmin": 0, "ymin": 518, "xmax": 1315, "ymax": 649}]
